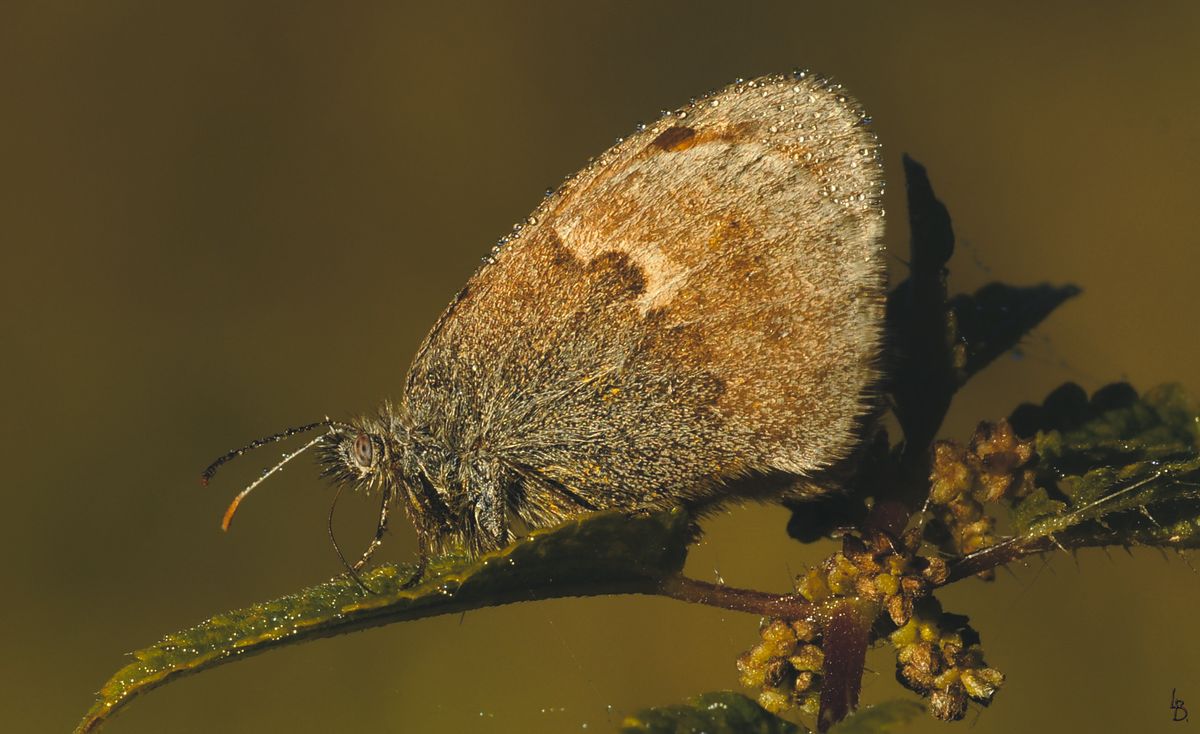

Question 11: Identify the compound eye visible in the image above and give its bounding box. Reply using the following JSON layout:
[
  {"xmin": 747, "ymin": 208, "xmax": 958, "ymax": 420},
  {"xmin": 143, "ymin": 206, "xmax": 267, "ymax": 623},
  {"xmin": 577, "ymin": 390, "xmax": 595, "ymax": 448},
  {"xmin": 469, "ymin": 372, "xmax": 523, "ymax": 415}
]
[{"xmin": 352, "ymin": 433, "xmax": 375, "ymax": 469}]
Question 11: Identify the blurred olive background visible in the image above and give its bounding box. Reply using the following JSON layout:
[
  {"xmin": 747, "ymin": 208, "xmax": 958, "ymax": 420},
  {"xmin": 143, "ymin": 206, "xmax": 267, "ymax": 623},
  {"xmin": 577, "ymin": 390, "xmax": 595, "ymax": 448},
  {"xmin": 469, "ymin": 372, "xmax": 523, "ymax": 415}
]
[{"xmin": 3, "ymin": 2, "xmax": 1198, "ymax": 732}]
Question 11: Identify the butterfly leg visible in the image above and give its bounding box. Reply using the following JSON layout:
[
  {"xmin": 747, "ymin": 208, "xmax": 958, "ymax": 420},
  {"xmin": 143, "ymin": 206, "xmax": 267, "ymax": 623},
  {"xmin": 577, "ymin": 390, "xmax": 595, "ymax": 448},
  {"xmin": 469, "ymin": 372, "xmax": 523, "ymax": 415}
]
[
  {"xmin": 352, "ymin": 482, "xmax": 393, "ymax": 573},
  {"xmin": 399, "ymin": 552, "xmax": 428, "ymax": 590}
]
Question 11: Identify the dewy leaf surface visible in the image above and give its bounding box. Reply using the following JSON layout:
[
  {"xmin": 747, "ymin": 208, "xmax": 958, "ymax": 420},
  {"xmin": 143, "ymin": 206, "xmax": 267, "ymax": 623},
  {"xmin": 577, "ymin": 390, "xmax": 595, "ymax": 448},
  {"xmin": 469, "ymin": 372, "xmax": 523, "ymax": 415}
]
[
  {"xmin": 77, "ymin": 509, "xmax": 693, "ymax": 733},
  {"xmin": 1010, "ymin": 383, "xmax": 1200, "ymax": 546}
]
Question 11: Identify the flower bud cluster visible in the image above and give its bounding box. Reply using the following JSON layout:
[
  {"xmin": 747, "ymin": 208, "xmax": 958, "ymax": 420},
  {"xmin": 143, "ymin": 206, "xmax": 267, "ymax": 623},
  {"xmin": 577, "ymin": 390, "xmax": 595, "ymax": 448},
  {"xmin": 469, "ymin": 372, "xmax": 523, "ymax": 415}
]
[
  {"xmin": 737, "ymin": 529, "xmax": 953, "ymax": 715},
  {"xmin": 890, "ymin": 598, "xmax": 1004, "ymax": 720},
  {"xmin": 797, "ymin": 530, "xmax": 948, "ymax": 628},
  {"xmin": 736, "ymin": 617, "xmax": 823, "ymax": 715},
  {"xmin": 929, "ymin": 419, "xmax": 1036, "ymax": 575}
]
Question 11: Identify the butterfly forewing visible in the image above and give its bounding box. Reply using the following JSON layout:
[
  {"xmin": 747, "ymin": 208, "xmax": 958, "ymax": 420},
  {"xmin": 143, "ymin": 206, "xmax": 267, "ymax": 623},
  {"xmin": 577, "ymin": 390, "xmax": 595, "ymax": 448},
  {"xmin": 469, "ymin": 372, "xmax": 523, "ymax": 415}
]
[{"xmin": 401, "ymin": 73, "xmax": 886, "ymax": 541}]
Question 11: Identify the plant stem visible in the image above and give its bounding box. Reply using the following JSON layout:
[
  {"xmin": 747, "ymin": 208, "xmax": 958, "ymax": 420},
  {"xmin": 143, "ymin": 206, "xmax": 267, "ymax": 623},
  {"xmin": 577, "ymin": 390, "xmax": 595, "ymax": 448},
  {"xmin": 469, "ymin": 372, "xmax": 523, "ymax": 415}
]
[{"xmin": 656, "ymin": 575, "xmax": 827, "ymax": 621}]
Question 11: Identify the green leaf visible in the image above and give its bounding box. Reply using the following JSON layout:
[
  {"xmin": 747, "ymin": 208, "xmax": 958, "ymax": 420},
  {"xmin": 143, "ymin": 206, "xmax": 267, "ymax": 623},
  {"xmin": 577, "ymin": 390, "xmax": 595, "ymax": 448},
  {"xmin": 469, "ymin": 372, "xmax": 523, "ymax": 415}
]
[
  {"xmin": 826, "ymin": 700, "xmax": 925, "ymax": 734},
  {"xmin": 620, "ymin": 691, "xmax": 805, "ymax": 734},
  {"xmin": 1014, "ymin": 382, "xmax": 1198, "ymax": 471},
  {"xmin": 1019, "ymin": 456, "xmax": 1200, "ymax": 544},
  {"xmin": 77, "ymin": 509, "xmax": 693, "ymax": 734},
  {"xmin": 1009, "ymin": 383, "xmax": 1200, "ymax": 545},
  {"xmin": 952, "ymin": 384, "xmax": 1200, "ymax": 580},
  {"xmin": 1008, "ymin": 486, "xmax": 1067, "ymax": 533}
]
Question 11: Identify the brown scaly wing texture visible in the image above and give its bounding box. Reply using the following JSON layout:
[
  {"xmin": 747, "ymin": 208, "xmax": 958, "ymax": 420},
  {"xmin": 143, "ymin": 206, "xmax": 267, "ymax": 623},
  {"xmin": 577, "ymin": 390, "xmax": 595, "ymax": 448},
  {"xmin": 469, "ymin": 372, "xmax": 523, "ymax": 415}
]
[{"xmin": 402, "ymin": 73, "xmax": 885, "ymax": 526}]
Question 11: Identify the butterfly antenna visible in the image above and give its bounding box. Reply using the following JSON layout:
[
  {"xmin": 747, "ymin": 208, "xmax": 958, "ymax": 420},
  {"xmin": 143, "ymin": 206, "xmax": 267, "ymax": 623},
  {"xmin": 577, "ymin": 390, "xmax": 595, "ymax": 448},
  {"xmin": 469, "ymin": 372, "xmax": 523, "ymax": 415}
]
[
  {"xmin": 201, "ymin": 420, "xmax": 334, "ymax": 486},
  {"xmin": 220, "ymin": 433, "xmax": 328, "ymax": 531}
]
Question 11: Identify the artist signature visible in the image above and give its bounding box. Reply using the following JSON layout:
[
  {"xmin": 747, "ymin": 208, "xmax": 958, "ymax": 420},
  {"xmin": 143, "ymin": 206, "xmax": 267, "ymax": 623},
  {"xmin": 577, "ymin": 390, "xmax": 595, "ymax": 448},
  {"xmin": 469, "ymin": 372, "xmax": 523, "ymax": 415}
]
[{"xmin": 1173, "ymin": 688, "xmax": 1189, "ymax": 722}]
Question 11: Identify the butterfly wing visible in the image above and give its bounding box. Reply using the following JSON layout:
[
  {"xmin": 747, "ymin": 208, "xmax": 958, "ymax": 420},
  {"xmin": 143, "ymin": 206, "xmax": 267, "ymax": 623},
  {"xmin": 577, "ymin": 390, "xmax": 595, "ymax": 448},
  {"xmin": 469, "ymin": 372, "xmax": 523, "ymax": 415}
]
[{"xmin": 402, "ymin": 73, "xmax": 885, "ymax": 537}]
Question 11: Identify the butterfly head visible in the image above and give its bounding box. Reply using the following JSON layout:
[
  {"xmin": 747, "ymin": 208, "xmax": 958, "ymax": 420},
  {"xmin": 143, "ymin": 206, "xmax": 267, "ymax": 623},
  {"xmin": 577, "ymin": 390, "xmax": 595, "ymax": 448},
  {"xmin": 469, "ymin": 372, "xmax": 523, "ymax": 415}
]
[{"xmin": 317, "ymin": 411, "xmax": 405, "ymax": 493}]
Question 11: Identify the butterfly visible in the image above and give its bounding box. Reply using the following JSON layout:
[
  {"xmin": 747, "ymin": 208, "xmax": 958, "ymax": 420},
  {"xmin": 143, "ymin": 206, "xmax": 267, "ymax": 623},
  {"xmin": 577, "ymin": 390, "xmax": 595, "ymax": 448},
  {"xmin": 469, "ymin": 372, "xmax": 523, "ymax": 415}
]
[{"xmin": 203, "ymin": 71, "xmax": 886, "ymax": 583}]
